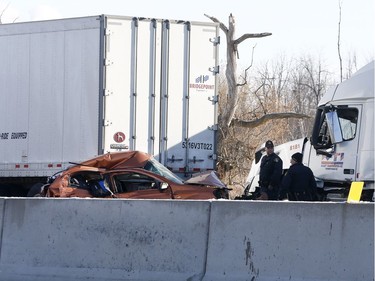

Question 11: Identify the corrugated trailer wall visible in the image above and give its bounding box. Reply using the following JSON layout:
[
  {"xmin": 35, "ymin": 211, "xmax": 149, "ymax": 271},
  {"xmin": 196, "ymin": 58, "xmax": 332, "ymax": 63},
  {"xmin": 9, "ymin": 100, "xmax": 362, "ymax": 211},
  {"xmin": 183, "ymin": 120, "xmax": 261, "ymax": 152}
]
[
  {"xmin": 102, "ymin": 16, "xmax": 219, "ymax": 176},
  {"xmin": 0, "ymin": 15, "xmax": 219, "ymax": 179},
  {"xmin": 0, "ymin": 16, "xmax": 102, "ymax": 177}
]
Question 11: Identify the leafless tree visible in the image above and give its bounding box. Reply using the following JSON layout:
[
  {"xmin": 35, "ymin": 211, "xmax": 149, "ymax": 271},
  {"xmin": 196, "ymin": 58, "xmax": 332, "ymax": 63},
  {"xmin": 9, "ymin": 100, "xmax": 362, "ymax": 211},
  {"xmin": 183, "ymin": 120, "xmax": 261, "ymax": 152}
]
[
  {"xmin": 337, "ymin": 0, "xmax": 343, "ymax": 82},
  {"xmin": 0, "ymin": 2, "xmax": 18, "ymax": 24},
  {"xmin": 218, "ymin": 56, "xmax": 331, "ymax": 192},
  {"xmin": 204, "ymin": 14, "xmax": 313, "ymax": 189},
  {"xmin": 205, "ymin": 14, "xmax": 310, "ymax": 130},
  {"xmin": 286, "ymin": 57, "xmax": 331, "ymax": 138},
  {"xmin": 344, "ymin": 51, "xmax": 358, "ymax": 79},
  {"xmin": 0, "ymin": 3, "xmax": 10, "ymax": 24}
]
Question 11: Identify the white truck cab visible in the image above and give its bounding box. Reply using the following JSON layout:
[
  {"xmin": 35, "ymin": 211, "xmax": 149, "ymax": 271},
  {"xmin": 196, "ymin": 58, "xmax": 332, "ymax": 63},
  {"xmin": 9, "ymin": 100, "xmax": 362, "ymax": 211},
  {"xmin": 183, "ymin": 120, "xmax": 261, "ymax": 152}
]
[{"xmin": 245, "ymin": 61, "xmax": 374, "ymax": 201}]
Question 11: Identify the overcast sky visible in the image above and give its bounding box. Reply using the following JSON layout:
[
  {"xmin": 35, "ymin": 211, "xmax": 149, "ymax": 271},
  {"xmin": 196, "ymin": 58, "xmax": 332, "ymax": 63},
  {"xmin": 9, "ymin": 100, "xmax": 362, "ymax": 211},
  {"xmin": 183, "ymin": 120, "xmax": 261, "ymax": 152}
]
[{"xmin": 1, "ymin": 0, "xmax": 374, "ymax": 77}]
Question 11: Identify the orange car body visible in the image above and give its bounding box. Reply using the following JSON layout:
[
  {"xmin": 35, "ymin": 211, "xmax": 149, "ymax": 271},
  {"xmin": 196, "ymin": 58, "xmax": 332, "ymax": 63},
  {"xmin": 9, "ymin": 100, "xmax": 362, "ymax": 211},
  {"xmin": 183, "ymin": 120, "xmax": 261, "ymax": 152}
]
[{"xmin": 43, "ymin": 151, "xmax": 227, "ymax": 200}]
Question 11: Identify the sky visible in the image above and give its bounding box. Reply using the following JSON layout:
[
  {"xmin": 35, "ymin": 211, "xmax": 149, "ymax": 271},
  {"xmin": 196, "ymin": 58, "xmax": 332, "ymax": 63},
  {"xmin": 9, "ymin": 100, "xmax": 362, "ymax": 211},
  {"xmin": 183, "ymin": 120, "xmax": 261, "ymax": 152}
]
[{"xmin": 1, "ymin": 0, "xmax": 374, "ymax": 78}]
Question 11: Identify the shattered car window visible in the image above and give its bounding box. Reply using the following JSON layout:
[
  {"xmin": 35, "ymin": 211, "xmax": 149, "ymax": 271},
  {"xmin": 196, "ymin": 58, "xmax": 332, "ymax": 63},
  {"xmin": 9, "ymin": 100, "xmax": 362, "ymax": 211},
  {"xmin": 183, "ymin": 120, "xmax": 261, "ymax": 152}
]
[{"xmin": 144, "ymin": 158, "xmax": 184, "ymax": 184}]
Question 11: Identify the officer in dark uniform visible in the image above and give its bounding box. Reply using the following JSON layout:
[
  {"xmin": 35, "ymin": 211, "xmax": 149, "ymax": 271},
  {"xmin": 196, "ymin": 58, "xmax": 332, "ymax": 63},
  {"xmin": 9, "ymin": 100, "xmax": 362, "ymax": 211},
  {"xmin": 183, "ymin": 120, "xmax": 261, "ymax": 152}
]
[
  {"xmin": 279, "ymin": 152, "xmax": 318, "ymax": 201},
  {"xmin": 257, "ymin": 140, "xmax": 283, "ymax": 200}
]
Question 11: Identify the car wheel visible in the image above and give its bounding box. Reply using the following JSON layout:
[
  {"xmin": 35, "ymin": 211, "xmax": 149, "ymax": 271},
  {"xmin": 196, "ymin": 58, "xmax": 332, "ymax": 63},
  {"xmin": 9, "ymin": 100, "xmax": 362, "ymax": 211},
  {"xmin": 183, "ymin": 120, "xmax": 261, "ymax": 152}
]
[{"xmin": 27, "ymin": 183, "xmax": 44, "ymax": 197}]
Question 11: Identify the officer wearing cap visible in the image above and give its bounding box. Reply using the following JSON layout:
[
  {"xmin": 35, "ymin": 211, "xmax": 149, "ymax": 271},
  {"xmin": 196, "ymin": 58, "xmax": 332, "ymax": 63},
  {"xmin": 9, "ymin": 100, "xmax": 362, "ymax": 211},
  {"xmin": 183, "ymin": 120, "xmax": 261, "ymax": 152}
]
[
  {"xmin": 279, "ymin": 152, "xmax": 318, "ymax": 201},
  {"xmin": 257, "ymin": 140, "xmax": 283, "ymax": 200}
]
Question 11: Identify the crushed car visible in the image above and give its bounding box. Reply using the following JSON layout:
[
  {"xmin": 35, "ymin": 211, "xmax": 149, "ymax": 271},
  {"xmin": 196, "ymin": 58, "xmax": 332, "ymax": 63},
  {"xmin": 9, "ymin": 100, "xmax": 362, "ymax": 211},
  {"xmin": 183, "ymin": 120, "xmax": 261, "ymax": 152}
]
[{"xmin": 28, "ymin": 151, "xmax": 229, "ymax": 200}]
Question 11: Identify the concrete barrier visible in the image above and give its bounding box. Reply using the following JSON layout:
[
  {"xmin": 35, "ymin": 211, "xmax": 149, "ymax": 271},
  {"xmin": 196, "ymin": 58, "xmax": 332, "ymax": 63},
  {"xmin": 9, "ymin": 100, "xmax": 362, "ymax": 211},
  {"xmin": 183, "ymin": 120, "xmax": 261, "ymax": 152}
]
[
  {"xmin": 0, "ymin": 198, "xmax": 373, "ymax": 281},
  {"xmin": 203, "ymin": 200, "xmax": 374, "ymax": 281},
  {"xmin": 0, "ymin": 198, "xmax": 211, "ymax": 281}
]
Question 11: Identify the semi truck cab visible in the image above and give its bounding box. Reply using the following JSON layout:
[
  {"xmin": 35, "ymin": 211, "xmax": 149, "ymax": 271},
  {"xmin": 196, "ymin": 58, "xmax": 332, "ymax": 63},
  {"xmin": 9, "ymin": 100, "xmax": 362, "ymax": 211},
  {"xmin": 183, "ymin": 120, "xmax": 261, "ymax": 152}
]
[{"xmin": 245, "ymin": 61, "xmax": 374, "ymax": 201}]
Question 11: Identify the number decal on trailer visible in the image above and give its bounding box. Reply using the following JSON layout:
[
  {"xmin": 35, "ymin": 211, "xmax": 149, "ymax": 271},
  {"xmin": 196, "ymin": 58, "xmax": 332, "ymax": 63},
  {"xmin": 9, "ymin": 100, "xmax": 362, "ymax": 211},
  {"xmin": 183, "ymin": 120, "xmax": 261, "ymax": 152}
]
[{"xmin": 182, "ymin": 142, "xmax": 213, "ymax": 150}]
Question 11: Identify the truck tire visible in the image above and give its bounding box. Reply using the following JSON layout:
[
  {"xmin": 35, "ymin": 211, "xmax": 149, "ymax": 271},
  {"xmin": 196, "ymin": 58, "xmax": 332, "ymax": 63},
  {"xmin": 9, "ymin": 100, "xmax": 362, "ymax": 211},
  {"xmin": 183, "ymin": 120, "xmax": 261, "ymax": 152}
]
[{"xmin": 27, "ymin": 183, "xmax": 44, "ymax": 197}]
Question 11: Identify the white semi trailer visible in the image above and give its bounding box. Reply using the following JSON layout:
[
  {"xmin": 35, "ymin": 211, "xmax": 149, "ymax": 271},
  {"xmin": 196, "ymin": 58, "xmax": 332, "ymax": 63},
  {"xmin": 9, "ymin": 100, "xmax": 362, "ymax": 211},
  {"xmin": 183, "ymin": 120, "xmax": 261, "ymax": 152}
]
[
  {"xmin": 244, "ymin": 61, "xmax": 374, "ymax": 201},
  {"xmin": 0, "ymin": 15, "xmax": 220, "ymax": 195}
]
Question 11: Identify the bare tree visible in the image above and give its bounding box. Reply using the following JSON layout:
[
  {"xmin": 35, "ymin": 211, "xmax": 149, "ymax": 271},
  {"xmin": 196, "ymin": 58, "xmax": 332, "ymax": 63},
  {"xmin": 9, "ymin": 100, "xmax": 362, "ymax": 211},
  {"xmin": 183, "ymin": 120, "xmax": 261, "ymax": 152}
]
[
  {"xmin": 204, "ymin": 14, "xmax": 313, "ymax": 190},
  {"xmin": 344, "ymin": 51, "xmax": 358, "ymax": 79},
  {"xmin": 0, "ymin": 2, "xmax": 18, "ymax": 24},
  {"xmin": 337, "ymin": 0, "xmax": 343, "ymax": 82},
  {"xmin": 205, "ymin": 14, "xmax": 310, "ymax": 131},
  {"xmin": 0, "ymin": 3, "xmax": 10, "ymax": 24},
  {"xmin": 286, "ymin": 57, "xmax": 331, "ymax": 139},
  {"xmin": 204, "ymin": 13, "xmax": 271, "ymax": 127}
]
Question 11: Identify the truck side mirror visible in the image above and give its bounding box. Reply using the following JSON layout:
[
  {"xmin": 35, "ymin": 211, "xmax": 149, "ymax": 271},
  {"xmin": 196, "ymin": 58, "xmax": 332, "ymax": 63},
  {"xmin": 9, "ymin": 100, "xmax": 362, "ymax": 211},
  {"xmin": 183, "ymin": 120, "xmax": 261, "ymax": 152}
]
[{"xmin": 325, "ymin": 111, "xmax": 343, "ymax": 144}]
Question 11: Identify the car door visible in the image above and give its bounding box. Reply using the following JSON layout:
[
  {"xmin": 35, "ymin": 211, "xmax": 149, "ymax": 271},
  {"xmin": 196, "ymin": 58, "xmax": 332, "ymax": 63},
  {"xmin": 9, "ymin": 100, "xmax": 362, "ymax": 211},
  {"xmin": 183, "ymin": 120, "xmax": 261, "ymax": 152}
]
[{"xmin": 109, "ymin": 170, "xmax": 173, "ymax": 199}]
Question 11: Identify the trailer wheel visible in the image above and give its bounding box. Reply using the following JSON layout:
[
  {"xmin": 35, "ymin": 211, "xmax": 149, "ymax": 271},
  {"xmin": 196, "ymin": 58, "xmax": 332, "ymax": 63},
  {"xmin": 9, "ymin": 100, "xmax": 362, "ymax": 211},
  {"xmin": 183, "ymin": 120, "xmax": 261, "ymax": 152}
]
[{"xmin": 27, "ymin": 183, "xmax": 44, "ymax": 197}]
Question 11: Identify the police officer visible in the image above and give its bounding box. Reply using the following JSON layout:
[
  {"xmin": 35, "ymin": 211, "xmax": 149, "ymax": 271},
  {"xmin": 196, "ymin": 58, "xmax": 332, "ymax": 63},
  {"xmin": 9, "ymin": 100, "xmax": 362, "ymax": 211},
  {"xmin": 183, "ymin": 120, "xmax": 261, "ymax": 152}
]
[
  {"xmin": 280, "ymin": 152, "xmax": 318, "ymax": 201},
  {"xmin": 257, "ymin": 140, "xmax": 283, "ymax": 200}
]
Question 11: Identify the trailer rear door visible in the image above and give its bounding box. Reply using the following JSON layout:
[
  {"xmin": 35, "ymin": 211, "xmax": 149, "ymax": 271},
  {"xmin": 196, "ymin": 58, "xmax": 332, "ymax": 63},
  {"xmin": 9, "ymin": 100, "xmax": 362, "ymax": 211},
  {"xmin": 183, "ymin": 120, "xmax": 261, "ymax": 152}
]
[{"xmin": 103, "ymin": 16, "xmax": 219, "ymax": 177}]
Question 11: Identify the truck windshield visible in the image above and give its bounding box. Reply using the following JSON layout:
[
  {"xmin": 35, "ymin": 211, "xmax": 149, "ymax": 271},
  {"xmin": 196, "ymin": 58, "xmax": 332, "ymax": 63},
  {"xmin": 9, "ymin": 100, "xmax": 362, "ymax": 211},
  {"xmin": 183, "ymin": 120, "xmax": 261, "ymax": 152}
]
[{"xmin": 144, "ymin": 158, "xmax": 184, "ymax": 184}]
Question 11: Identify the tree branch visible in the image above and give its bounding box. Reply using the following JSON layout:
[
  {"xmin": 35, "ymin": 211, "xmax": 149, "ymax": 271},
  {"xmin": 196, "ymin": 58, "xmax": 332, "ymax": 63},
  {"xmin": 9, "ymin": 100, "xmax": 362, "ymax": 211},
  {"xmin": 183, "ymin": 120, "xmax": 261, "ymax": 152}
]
[
  {"xmin": 337, "ymin": 1, "xmax": 343, "ymax": 82},
  {"xmin": 230, "ymin": 112, "xmax": 311, "ymax": 128},
  {"xmin": 237, "ymin": 44, "xmax": 257, "ymax": 86},
  {"xmin": 0, "ymin": 3, "xmax": 10, "ymax": 24},
  {"xmin": 204, "ymin": 14, "xmax": 228, "ymax": 35},
  {"xmin": 234, "ymin": 32, "xmax": 272, "ymax": 45}
]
